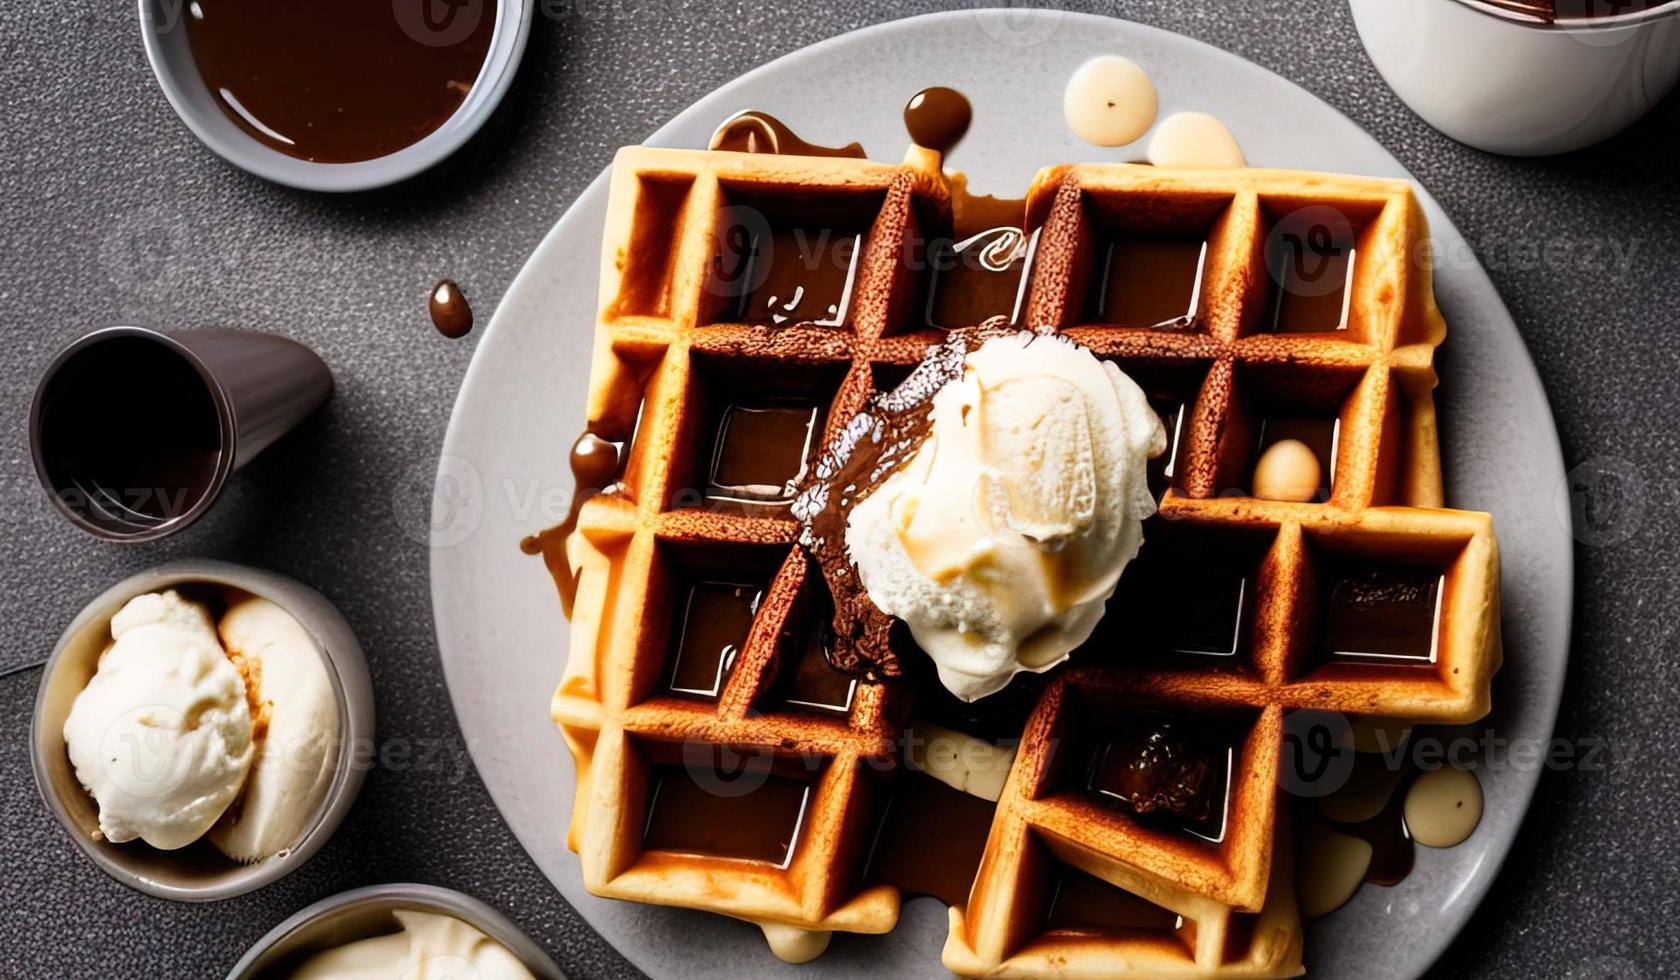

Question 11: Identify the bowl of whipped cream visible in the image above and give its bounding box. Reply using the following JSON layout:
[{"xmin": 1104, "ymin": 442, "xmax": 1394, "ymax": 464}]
[
  {"xmin": 225, "ymin": 883, "xmax": 560, "ymax": 979},
  {"xmin": 30, "ymin": 560, "xmax": 374, "ymax": 900}
]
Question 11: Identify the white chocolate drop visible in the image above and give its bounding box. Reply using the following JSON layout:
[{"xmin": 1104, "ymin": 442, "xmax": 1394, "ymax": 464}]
[
  {"xmin": 1064, "ymin": 56, "xmax": 1158, "ymax": 147},
  {"xmin": 1252, "ymin": 438, "xmax": 1321, "ymax": 502},
  {"xmin": 906, "ymin": 722, "xmax": 1019, "ymax": 803},
  {"xmin": 1404, "ymin": 767, "xmax": 1483, "ymax": 848},
  {"xmin": 759, "ymin": 922, "xmax": 831, "ymax": 964},
  {"xmin": 1299, "ymin": 826, "xmax": 1373, "ymax": 919},
  {"xmin": 1148, "ymin": 112, "xmax": 1247, "ymax": 168}
]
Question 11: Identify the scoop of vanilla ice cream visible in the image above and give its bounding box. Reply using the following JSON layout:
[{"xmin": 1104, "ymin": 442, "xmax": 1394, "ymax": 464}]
[
  {"xmin": 62, "ymin": 590, "xmax": 254, "ymax": 850},
  {"xmin": 289, "ymin": 909, "xmax": 536, "ymax": 980},
  {"xmin": 845, "ymin": 333, "xmax": 1165, "ymax": 701},
  {"xmin": 208, "ymin": 595, "xmax": 340, "ymax": 863}
]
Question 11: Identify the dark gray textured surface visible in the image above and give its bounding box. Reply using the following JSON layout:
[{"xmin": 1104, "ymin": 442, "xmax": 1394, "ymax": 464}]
[{"xmin": 1, "ymin": 1, "xmax": 1674, "ymax": 978}]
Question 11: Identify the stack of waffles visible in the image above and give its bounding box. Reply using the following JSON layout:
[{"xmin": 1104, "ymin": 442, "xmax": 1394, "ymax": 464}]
[{"xmin": 547, "ymin": 142, "xmax": 1502, "ymax": 976}]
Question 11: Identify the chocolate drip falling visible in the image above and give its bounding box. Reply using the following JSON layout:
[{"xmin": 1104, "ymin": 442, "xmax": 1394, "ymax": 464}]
[
  {"xmin": 903, "ymin": 86, "xmax": 972, "ymax": 154},
  {"xmin": 791, "ymin": 325, "xmax": 1021, "ymax": 678},
  {"xmin": 521, "ymin": 431, "xmax": 623, "ymax": 617},
  {"xmin": 709, "ymin": 111, "xmax": 867, "ymax": 158}
]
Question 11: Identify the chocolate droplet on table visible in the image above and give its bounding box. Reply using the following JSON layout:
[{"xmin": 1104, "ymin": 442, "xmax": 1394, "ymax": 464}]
[
  {"xmin": 430, "ymin": 280, "xmax": 473, "ymax": 338},
  {"xmin": 903, "ymin": 86, "xmax": 972, "ymax": 154}
]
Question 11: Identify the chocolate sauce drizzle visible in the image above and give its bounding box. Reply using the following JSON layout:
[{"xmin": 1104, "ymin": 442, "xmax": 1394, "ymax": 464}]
[
  {"xmin": 791, "ymin": 324, "xmax": 1023, "ymax": 677},
  {"xmin": 709, "ymin": 111, "xmax": 867, "ymax": 158},
  {"xmin": 521, "ymin": 431, "xmax": 623, "ymax": 617}
]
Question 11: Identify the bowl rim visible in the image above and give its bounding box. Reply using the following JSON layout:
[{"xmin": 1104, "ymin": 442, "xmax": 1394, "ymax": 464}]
[
  {"xmin": 1448, "ymin": 0, "xmax": 1680, "ymax": 29},
  {"xmin": 30, "ymin": 559, "xmax": 375, "ymax": 901},
  {"xmin": 134, "ymin": 0, "xmax": 534, "ymax": 192},
  {"xmin": 29, "ymin": 326, "xmax": 238, "ymax": 543},
  {"xmin": 222, "ymin": 882, "xmax": 565, "ymax": 979}
]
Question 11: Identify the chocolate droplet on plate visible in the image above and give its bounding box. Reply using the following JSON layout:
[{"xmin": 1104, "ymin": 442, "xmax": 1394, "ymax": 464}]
[
  {"xmin": 523, "ymin": 429, "xmax": 626, "ymax": 618},
  {"xmin": 430, "ymin": 279, "xmax": 473, "ymax": 338},
  {"xmin": 709, "ymin": 111, "xmax": 866, "ymax": 158},
  {"xmin": 903, "ymin": 86, "xmax": 972, "ymax": 154}
]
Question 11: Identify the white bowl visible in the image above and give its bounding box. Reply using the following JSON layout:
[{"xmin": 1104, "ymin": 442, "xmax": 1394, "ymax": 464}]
[
  {"xmin": 1350, "ymin": 0, "xmax": 1680, "ymax": 155},
  {"xmin": 136, "ymin": 0, "xmax": 533, "ymax": 191}
]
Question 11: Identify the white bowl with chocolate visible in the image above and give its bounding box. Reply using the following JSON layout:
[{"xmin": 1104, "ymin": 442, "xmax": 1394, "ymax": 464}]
[
  {"xmin": 137, "ymin": 0, "xmax": 533, "ymax": 191},
  {"xmin": 31, "ymin": 560, "xmax": 374, "ymax": 901}
]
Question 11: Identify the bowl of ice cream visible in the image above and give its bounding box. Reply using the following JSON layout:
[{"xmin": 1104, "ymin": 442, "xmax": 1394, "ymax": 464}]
[
  {"xmin": 225, "ymin": 883, "xmax": 561, "ymax": 979},
  {"xmin": 30, "ymin": 560, "xmax": 374, "ymax": 901}
]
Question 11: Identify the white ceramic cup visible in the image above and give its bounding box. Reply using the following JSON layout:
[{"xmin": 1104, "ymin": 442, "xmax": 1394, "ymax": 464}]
[{"xmin": 1350, "ymin": 0, "xmax": 1680, "ymax": 155}]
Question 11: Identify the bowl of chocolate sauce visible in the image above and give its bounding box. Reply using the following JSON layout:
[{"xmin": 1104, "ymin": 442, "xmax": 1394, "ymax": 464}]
[
  {"xmin": 138, "ymin": 0, "xmax": 532, "ymax": 191},
  {"xmin": 1350, "ymin": 0, "xmax": 1680, "ymax": 155}
]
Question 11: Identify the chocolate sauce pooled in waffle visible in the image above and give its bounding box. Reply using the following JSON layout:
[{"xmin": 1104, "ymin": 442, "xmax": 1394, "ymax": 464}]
[{"xmin": 791, "ymin": 324, "xmax": 1018, "ymax": 678}]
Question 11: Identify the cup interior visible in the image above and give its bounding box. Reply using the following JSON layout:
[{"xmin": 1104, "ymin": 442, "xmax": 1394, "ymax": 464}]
[
  {"xmin": 33, "ymin": 568, "xmax": 364, "ymax": 901},
  {"xmin": 32, "ymin": 330, "xmax": 230, "ymax": 540},
  {"xmin": 138, "ymin": 0, "xmax": 532, "ymax": 192}
]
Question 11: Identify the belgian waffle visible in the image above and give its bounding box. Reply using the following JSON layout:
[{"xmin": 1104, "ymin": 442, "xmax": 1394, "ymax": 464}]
[{"xmin": 546, "ymin": 143, "xmax": 1502, "ymax": 974}]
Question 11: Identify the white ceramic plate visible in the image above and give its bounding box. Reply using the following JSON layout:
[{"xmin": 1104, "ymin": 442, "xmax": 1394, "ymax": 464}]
[{"xmin": 432, "ymin": 10, "xmax": 1572, "ymax": 978}]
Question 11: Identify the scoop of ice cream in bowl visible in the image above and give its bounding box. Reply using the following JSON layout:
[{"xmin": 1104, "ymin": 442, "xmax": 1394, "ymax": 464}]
[{"xmin": 31, "ymin": 560, "xmax": 374, "ymax": 900}]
